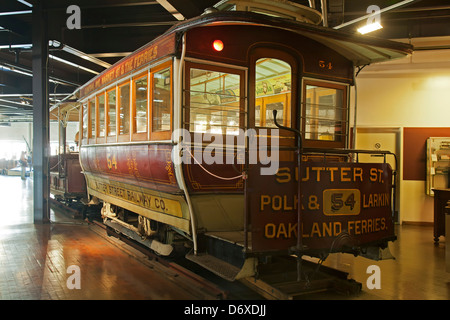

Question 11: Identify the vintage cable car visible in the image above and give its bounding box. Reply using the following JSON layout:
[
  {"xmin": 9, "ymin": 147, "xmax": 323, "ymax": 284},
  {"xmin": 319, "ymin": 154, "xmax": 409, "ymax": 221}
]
[
  {"xmin": 78, "ymin": 0, "xmax": 412, "ymax": 288},
  {"xmin": 49, "ymin": 102, "xmax": 87, "ymax": 209}
]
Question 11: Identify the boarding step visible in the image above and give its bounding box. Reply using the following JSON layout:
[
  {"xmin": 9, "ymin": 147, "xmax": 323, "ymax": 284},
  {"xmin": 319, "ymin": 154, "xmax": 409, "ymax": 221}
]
[
  {"xmin": 241, "ymin": 256, "xmax": 362, "ymax": 300},
  {"xmin": 186, "ymin": 251, "xmax": 255, "ymax": 281}
]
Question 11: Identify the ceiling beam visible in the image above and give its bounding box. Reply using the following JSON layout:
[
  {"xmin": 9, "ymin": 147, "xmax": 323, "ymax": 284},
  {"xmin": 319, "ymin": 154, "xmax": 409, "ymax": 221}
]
[{"xmin": 156, "ymin": 0, "xmax": 185, "ymax": 20}]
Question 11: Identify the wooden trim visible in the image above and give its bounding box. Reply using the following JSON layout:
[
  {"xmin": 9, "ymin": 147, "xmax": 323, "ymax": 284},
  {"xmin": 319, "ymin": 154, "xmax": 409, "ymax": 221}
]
[{"xmin": 401, "ymin": 221, "xmax": 434, "ymax": 227}]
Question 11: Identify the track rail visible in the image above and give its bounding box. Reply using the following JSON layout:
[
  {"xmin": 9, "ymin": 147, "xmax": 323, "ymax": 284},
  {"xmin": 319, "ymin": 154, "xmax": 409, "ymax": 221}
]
[{"xmin": 89, "ymin": 220, "xmax": 229, "ymax": 300}]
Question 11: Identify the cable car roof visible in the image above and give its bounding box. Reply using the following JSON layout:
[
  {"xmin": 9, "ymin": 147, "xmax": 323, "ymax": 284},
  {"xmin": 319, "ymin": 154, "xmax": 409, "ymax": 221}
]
[{"xmin": 170, "ymin": 10, "xmax": 413, "ymax": 67}]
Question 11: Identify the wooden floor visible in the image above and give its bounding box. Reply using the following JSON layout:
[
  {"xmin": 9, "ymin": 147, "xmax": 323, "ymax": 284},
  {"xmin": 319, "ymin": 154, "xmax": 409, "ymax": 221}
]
[
  {"xmin": 310, "ymin": 224, "xmax": 450, "ymax": 300},
  {"xmin": 0, "ymin": 174, "xmax": 448, "ymax": 300},
  {"xmin": 0, "ymin": 176, "xmax": 199, "ymax": 300}
]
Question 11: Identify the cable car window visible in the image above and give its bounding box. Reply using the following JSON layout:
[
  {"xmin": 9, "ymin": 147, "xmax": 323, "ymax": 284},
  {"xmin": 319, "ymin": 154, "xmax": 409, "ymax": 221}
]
[
  {"xmin": 152, "ymin": 66, "xmax": 171, "ymax": 133},
  {"xmin": 119, "ymin": 82, "xmax": 130, "ymax": 135},
  {"xmin": 303, "ymin": 81, "xmax": 346, "ymax": 143},
  {"xmin": 255, "ymin": 58, "xmax": 291, "ymax": 128},
  {"xmin": 89, "ymin": 99, "xmax": 95, "ymax": 139},
  {"xmin": 133, "ymin": 75, "xmax": 148, "ymax": 134},
  {"xmin": 187, "ymin": 66, "xmax": 242, "ymax": 135},
  {"xmin": 107, "ymin": 89, "xmax": 116, "ymax": 136},
  {"xmin": 82, "ymin": 103, "xmax": 88, "ymax": 139},
  {"xmin": 97, "ymin": 93, "xmax": 105, "ymax": 137}
]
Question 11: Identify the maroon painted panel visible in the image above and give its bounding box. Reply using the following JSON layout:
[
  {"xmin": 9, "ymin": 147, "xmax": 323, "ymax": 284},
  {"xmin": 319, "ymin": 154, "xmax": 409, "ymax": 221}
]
[
  {"xmin": 248, "ymin": 161, "xmax": 395, "ymax": 253},
  {"xmin": 186, "ymin": 25, "xmax": 353, "ymax": 83},
  {"xmin": 403, "ymin": 127, "xmax": 450, "ymax": 181},
  {"xmin": 181, "ymin": 147, "xmax": 245, "ymax": 193},
  {"xmin": 80, "ymin": 144, "xmax": 179, "ymax": 193},
  {"xmin": 66, "ymin": 158, "xmax": 86, "ymax": 194}
]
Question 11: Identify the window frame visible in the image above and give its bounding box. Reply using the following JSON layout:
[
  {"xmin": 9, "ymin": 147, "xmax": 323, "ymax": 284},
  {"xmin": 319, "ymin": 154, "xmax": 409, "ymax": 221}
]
[
  {"xmin": 106, "ymin": 87, "xmax": 117, "ymax": 143},
  {"xmin": 81, "ymin": 103, "xmax": 88, "ymax": 144},
  {"xmin": 96, "ymin": 92, "xmax": 106, "ymax": 144},
  {"xmin": 301, "ymin": 79, "xmax": 348, "ymax": 149},
  {"xmin": 249, "ymin": 48, "xmax": 298, "ymax": 130},
  {"xmin": 131, "ymin": 72, "xmax": 149, "ymax": 141},
  {"xmin": 88, "ymin": 98, "xmax": 96, "ymax": 144},
  {"xmin": 150, "ymin": 60, "xmax": 173, "ymax": 141},
  {"xmin": 249, "ymin": 47, "xmax": 298, "ymax": 150},
  {"xmin": 184, "ymin": 61, "xmax": 246, "ymax": 135},
  {"xmin": 117, "ymin": 80, "xmax": 131, "ymax": 143},
  {"xmin": 254, "ymin": 57, "xmax": 292, "ymax": 128}
]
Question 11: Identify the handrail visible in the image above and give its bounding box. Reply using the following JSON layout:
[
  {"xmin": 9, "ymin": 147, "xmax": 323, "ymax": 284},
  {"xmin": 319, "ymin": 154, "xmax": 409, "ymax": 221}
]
[
  {"xmin": 272, "ymin": 109, "xmax": 304, "ymax": 281},
  {"xmin": 302, "ymin": 147, "xmax": 398, "ymax": 171}
]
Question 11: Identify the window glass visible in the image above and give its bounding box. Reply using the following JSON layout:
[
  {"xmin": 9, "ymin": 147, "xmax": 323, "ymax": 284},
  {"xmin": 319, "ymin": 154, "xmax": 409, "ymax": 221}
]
[
  {"xmin": 107, "ymin": 89, "xmax": 116, "ymax": 136},
  {"xmin": 97, "ymin": 94, "xmax": 105, "ymax": 137},
  {"xmin": 82, "ymin": 104, "xmax": 88, "ymax": 139},
  {"xmin": 188, "ymin": 68, "xmax": 241, "ymax": 135},
  {"xmin": 255, "ymin": 58, "xmax": 291, "ymax": 127},
  {"xmin": 134, "ymin": 76, "xmax": 148, "ymax": 133},
  {"xmin": 89, "ymin": 100, "xmax": 95, "ymax": 138},
  {"xmin": 152, "ymin": 68, "xmax": 171, "ymax": 132},
  {"xmin": 119, "ymin": 83, "xmax": 130, "ymax": 135},
  {"xmin": 304, "ymin": 84, "xmax": 345, "ymax": 142}
]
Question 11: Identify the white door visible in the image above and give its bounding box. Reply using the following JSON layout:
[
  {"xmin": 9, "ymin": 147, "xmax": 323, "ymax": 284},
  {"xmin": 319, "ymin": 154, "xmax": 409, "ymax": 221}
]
[{"xmin": 355, "ymin": 127, "xmax": 401, "ymax": 222}]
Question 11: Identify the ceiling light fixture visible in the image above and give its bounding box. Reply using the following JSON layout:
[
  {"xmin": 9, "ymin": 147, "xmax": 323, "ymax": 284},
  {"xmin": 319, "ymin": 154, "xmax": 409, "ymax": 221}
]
[{"xmin": 357, "ymin": 22, "xmax": 383, "ymax": 35}]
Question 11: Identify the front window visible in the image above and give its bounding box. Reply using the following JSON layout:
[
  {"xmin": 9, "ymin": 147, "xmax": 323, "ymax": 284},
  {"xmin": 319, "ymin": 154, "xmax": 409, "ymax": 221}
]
[
  {"xmin": 303, "ymin": 81, "xmax": 346, "ymax": 144},
  {"xmin": 255, "ymin": 58, "xmax": 291, "ymax": 128},
  {"xmin": 186, "ymin": 63, "xmax": 243, "ymax": 135}
]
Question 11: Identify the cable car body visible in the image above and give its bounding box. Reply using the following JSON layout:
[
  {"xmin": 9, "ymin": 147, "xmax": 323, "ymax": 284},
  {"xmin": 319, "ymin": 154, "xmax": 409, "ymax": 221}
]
[{"xmin": 78, "ymin": 1, "xmax": 412, "ymax": 281}]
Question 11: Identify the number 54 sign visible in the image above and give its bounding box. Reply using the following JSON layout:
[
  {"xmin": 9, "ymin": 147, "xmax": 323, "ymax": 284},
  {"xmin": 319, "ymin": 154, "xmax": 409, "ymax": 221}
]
[{"xmin": 323, "ymin": 189, "xmax": 360, "ymax": 216}]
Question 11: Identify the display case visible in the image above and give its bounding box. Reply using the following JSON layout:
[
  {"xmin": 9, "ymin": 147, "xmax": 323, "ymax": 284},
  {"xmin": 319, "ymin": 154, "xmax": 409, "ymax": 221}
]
[{"xmin": 426, "ymin": 137, "xmax": 450, "ymax": 195}]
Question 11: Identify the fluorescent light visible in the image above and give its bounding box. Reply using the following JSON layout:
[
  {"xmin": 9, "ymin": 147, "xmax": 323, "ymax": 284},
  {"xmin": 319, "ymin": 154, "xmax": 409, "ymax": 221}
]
[
  {"xmin": 0, "ymin": 10, "xmax": 32, "ymax": 16},
  {"xmin": 49, "ymin": 55, "xmax": 99, "ymax": 75},
  {"xmin": 0, "ymin": 44, "xmax": 32, "ymax": 50},
  {"xmin": 17, "ymin": 0, "xmax": 33, "ymax": 7},
  {"xmin": 357, "ymin": 22, "xmax": 383, "ymax": 34}
]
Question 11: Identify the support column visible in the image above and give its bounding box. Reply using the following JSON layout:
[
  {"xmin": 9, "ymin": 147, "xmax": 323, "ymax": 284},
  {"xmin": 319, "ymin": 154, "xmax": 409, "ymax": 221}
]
[{"xmin": 32, "ymin": 1, "xmax": 50, "ymax": 224}]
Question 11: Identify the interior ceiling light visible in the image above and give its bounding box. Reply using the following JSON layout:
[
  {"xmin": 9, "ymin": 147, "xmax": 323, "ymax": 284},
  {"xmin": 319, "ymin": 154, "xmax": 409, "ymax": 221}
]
[{"xmin": 357, "ymin": 22, "xmax": 383, "ymax": 35}]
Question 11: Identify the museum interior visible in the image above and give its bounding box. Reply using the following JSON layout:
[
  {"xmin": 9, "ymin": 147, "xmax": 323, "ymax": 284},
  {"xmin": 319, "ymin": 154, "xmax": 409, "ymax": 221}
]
[{"xmin": 0, "ymin": 0, "xmax": 449, "ymax": 302}]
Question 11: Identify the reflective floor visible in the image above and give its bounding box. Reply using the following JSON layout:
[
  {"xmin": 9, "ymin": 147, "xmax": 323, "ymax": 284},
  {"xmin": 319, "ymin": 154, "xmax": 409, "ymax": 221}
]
[
  {"xmin": 319, "ymin": 224, "xmax": 450, "ymax": 300},
  {"xmin": 0, "ymin": 175, "xmax": 449, "ymax": 300},
  {"xmin": 0, "ymin": 176, "xmax": 196, "ymax": 300}
]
